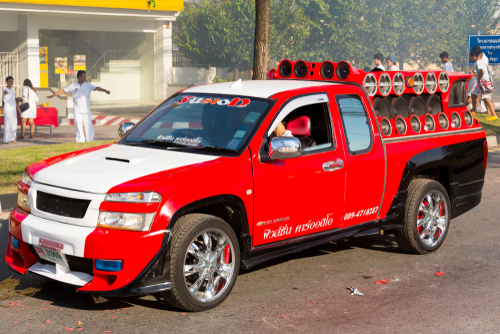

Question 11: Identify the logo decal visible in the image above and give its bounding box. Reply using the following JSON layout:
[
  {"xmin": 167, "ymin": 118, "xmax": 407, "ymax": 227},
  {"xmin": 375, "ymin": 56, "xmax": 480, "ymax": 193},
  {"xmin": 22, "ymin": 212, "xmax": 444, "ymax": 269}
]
[{"xmin": 257, "ymin": 217, "xmax": 289, "ymax": 227}]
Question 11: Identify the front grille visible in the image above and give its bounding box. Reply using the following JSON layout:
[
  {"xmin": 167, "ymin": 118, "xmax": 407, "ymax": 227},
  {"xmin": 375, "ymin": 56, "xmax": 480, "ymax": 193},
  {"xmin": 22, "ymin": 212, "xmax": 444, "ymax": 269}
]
[{"xmin": 36, "ymin": 191, "xmax": 91, "ymax": 219}]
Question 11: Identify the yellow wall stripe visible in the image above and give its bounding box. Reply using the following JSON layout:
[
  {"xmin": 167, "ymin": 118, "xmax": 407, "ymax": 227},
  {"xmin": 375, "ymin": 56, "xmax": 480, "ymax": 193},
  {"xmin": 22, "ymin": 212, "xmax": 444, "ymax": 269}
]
[{"xmin": 0, "ymin": 0, "xmax": 183, "ymax": 12}]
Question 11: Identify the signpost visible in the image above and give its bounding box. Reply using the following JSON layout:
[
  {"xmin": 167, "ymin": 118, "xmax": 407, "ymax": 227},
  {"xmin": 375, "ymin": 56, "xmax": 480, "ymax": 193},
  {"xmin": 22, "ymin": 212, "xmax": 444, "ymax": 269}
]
[{"xmin": 469, "ymin": 35, "xmax": 500, "ymax": 64}]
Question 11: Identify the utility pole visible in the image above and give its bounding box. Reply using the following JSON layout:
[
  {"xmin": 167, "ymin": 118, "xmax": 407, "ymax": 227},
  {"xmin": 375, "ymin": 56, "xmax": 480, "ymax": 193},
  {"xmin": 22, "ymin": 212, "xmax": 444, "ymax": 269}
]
[{"xmin": 252, "ymin": 0, "xmax": 270, "ymax": 80}]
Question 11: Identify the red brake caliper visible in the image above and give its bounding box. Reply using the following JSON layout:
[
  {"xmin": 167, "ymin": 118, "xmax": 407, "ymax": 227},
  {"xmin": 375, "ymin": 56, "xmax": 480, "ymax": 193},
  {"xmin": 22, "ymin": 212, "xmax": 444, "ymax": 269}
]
[
  {"xmin": 436, "ymin": 202, "xmax": 444, "ymax": 238},
  {"xmin": 224, "ymin": 244, "xmax": 231, "ymax": 264},
  {"xmin": 418, "ymin": 199, "xmax": 427, "ymax": 234}
]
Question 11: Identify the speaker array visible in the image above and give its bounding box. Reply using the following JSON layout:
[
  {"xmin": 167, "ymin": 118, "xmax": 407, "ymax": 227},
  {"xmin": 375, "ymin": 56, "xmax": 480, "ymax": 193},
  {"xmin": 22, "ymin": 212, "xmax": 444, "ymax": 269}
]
[{"xmin": 425, "ymin": 72, "xmax": 437, "ymax": 94}]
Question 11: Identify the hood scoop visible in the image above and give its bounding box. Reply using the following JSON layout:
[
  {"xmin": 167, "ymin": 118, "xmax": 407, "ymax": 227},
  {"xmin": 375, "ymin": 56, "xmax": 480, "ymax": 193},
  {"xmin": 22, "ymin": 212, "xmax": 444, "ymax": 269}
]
[{"xmin": 105, "ymin": 157, "xmax": 130, "ymax": 163}]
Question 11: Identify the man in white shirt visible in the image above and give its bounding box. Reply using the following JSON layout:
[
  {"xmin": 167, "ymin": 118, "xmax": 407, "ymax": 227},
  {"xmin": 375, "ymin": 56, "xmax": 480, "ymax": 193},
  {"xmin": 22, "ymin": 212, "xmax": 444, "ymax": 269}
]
[
  {"xmin": 439, "ymin": 51, "xmax": 454, "ymax": 71},
  {"xmin": 48, "ymin": 71, "xmax": 110, "ymax": 142}
]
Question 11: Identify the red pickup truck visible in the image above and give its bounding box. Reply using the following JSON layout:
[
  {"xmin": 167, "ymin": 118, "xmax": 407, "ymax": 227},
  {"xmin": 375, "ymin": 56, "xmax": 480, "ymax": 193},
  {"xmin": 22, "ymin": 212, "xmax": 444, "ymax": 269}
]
[{"xmin": 6, "ymin": 59, "xmax": 487, "ymax": 312}]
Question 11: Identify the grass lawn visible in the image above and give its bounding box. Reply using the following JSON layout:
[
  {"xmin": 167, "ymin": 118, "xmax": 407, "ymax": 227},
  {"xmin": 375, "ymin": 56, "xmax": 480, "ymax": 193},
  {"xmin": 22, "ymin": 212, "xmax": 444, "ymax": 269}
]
[
  {"xmin": 475, "ymin": 113, "xmax": 500, "ymax": 137},
  {"xmin": 0, "ymin": 140, "xmax": 114, "ymax": 195}
]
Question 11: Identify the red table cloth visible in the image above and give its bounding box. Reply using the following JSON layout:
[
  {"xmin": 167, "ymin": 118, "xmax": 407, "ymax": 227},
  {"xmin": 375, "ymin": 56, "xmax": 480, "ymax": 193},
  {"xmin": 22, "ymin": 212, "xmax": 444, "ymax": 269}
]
[{"xmin": 0, "ymin": 107, "xmax": 59, "ymax": 127}]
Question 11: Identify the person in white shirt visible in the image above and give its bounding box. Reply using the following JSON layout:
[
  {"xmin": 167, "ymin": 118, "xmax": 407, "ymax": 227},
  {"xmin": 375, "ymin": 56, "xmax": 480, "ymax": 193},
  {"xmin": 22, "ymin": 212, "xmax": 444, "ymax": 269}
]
[
  {"xmin": 469, "ymin": 48, "xmax": 496, "ymax": 120},
  {"xmin": 20, "ymin": 79, "xmax": 39, "ymax": 139},
  {"xmin": 373, "ymin": 53, "xmax": 385, "ymax": 71},
  {"xmin": 2, "ymin": 76, "xmax": 21, "ymax": 144},
  {"xmin": 439, "ymin": 51, "xmax": 454, "ymax": 71},
  {"xmin": 467, "ymin": 46, "xmax": 490, "ymax": 113},
  {"xmin": 48, "ymin": 70, "xmax": 110, "ymax": 142},
  {"xmin": 386, "ymin": 56, "xmax": 399, "ymax": 71}
]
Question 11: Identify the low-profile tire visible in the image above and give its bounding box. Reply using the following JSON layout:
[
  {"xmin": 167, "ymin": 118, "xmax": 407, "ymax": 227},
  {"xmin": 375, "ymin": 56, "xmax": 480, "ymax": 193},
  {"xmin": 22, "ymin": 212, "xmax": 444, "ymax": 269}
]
[
  {"xmin": 161, "ymin": 214, "xmax": 240, "ymax": 311},
  {"xmin": 394, "ymin": 179, "xmax": 451, "ymax": 254}
]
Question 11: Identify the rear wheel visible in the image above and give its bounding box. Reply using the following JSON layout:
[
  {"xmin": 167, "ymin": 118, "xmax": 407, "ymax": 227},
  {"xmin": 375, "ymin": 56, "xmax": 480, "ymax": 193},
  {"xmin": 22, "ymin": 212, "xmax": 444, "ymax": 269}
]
[
  {"xmin": 161, "ymin": 214, "xmax": 240, "ymax": 311},
  {"xmin": 395, "ymin": 179, "xmax": 450, "ymax": 254}
]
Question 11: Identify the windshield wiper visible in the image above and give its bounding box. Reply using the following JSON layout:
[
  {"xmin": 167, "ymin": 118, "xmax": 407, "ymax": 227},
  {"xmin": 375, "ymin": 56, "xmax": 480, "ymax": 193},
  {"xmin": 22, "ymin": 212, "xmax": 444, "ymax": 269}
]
[
  {"xmin": 191, "ymin": 145, "xmax": 238, "ymax": 153},
  {"xmin": 125, "ymin": 140, "xmax": 191, "ymax": 148}
]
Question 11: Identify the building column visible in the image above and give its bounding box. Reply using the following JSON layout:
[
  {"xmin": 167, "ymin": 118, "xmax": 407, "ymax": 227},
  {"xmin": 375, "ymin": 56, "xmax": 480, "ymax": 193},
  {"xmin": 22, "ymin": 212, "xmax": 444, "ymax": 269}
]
[
  {"xmin": 18, "ymin": 15, "xmax": 40, "ymax": 87},
  {"xmin": 154, "ymin": 21, "xmax": 173, "ymax": 101}
]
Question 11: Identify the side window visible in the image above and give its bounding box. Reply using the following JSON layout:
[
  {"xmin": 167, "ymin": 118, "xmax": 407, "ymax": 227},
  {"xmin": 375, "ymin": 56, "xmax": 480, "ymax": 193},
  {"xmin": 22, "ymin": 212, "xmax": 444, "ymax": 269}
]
[
  {"xmin": 449, "ymin": 80, "xmax": 466, "ymax": 107},
  {"xmin": 335, "ymin": 94, "xmax": 372, "ymax": 155},
  {"xmin": 274, "ymin": 102, "xmax": 334, "ymax": 153}
]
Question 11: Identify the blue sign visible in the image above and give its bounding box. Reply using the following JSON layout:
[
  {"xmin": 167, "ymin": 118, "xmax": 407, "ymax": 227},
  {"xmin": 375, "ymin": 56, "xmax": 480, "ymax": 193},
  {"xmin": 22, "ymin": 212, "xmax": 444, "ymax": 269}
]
[{"xmin": 469, "ymin": 35, "xmax": 500, "ymax": 64}]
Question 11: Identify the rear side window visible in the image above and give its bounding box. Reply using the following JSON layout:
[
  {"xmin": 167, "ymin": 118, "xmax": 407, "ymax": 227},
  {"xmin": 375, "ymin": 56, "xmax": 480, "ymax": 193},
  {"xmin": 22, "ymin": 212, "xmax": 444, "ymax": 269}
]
[
  {"xmin": 449, "ymin": 80, "xmax": 466, "ymax": 107},
  {"xmin": 335, "ymin": 94, "xmax": 372, "ymax": 155}
]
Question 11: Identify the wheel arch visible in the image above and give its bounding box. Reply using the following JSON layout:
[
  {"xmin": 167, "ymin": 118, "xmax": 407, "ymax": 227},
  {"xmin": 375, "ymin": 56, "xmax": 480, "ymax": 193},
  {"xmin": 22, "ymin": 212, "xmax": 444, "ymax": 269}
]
[{"xmin": 166, "ymin": 195, "xmax": 250, "ymax": 247}]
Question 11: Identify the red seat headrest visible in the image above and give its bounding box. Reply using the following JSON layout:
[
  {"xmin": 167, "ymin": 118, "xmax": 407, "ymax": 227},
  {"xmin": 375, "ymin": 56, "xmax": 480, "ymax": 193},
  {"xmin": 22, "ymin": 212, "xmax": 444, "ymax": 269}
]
[{"xmin": 286, "ymin": 116, "xmax": 312, "ymax": 136}]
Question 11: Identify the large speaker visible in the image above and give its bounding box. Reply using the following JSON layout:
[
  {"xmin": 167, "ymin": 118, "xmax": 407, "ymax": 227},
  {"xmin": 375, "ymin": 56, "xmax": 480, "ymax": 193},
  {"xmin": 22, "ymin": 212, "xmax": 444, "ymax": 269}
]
[
  {"xmin": 438, "ymin": 72, "xmax": 450, "ymax": 92},
  {"xmin": 426, "ymin": 72, "xmax": 437, "ymax": 94},
  {"xmin": 413, "ymin": 72, "xmax": 424, "ymax": 94},
  {"xmin": 392, "ymin": 73, "xmax": 405, "ymax": 95},
  {"xmin": 320, "ymin": 61, "xmax": 335, "ymax": 79},
  {"xmin": 373, "ymin": 97, "xmax": 392, "ymax": 118},
  {"xmin": 408, "ymin": 96, "xmax": 426, "ymax": 117},
  {"xmin": 378, "ymin": 73, "xmax": 391, "ymax": 96},
  {"xmin": 363, "ymin": 73, "xmax": 377, "ymax": 96},
  {"xmin": 279, "ymin": 60, "xmax": 293, "ymax": 77},
  {"xmin": 336, "ymin": 61, "xmax": 351, "ymax": 79},
  {"xmin": 426, "ymin": 94, "xmax": 442, "ymax": 115},
  {"xmin": 391, "ymin": 96, "xmax": 409, "ymax": 118},
  {"xmin": 294, "ymin": 61, "xmax": 308, "ymax": 78}
]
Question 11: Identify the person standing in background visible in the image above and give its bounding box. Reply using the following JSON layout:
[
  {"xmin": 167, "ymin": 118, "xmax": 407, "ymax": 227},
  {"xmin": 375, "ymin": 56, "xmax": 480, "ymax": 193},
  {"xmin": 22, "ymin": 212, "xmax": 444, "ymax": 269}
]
[
  {"xmin": 373, "ymin": 53, "xmax": 385, "ymax": 70},
  {"xmin": 469, "ymin": 48, "xmax": 496, "ymax": 120},
  {"xmin": 47, "ymin": 70, "xmax": 110, "ymax": 142},
  {"xmin": 19, "ymin": 79, "xmax": 39, "ymax": 139},
  {"xmin": 386, "ymin": 56, "xmax": 399, "ymax": 71},
  {"xmin": 440, "ymin": 52, "xmax": 454, "ymax": 71},
  {"xmin": 2, "ymin": 76, "xmax": 21, "ymax": 144}
]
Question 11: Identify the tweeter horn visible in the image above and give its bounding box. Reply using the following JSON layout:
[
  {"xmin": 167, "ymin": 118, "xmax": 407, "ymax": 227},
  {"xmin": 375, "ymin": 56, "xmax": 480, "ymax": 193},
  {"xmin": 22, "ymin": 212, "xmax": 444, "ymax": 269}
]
[
  {"xmin": 413, "ymin": 72, "xmax": 424, "ymax": 94},
  {"xmin": 363, "ymin": 73, "xmax": 377, "ymax": 96},
  {"xmin": 438, "ymin": 72, "xmax": 450, "ymax": 92},
  {"xmin": 378, "ymin": 73, "xmax": 392, "ymax": 96},
  {"xmin": 393, "ymin": 73, "xmax": 405, "ymax": 95},
  {"xmin": 426, "ymin": 72, "xmax": 437, "ymax": 94}
]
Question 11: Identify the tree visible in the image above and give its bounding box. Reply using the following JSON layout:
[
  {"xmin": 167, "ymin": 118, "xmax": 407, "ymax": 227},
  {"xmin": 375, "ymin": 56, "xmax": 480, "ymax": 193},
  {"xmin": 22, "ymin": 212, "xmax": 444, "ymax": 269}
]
[
  {"xmin": 253, "ymin": 0, "xmax": 271, "ymax": 79},
  {"xmin": 174, "ymin": 0, "xmax": 311, "ymax": 77}
]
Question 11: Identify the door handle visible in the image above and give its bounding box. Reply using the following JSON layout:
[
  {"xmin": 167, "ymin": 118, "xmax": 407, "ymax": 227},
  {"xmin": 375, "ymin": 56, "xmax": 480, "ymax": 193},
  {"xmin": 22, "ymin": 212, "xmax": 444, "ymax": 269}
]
[{"xmin": 323, "ymin": 159, "xmax": 344, "ymax": 172}]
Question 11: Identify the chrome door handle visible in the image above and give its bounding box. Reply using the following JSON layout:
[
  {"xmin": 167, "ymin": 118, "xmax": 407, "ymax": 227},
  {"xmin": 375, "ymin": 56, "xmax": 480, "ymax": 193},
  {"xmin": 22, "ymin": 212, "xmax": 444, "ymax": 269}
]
[{"xmin": 323, "ymin": 159, "xmax": 344, "ymax": 172}]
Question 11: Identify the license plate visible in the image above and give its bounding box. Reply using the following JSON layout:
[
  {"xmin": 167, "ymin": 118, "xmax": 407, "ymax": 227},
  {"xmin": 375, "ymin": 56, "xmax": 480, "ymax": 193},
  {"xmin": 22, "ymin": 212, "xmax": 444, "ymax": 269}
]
[{"xmin": 33, "ymin": 245, "xmax": 68, "ymax": 266}]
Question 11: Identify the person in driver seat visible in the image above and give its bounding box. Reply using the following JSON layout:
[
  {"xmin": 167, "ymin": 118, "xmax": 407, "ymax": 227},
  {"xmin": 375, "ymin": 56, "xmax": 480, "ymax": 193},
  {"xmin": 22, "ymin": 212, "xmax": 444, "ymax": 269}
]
[{"xmin": 272, "ymin": 122, "xmax": 293, "ymax": 138}]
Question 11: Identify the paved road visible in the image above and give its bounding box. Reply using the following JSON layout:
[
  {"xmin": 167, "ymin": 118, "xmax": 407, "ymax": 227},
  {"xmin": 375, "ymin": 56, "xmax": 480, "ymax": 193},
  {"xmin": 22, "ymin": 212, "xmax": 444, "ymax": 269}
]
[{"xmin": 1, "ymin": 152, "xmax": 499, "ymax": 333}]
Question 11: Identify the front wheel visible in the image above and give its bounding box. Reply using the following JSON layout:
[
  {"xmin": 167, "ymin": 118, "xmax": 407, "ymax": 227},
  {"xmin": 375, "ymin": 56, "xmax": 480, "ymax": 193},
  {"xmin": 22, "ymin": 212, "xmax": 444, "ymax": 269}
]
[
  {"xmin": 161, "ymin": 214, "xmax": 240, "ymax": 311},
  {"xmin": 395, "ymin": 179, "xmax": 451, "ymax": 254}
]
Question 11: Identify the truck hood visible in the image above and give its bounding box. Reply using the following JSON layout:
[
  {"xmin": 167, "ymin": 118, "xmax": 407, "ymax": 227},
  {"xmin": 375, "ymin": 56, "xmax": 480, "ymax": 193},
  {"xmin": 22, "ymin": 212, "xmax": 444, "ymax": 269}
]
[{"xmin": 33, "ymin": 144, "xmax": 220, "ymax": 194}]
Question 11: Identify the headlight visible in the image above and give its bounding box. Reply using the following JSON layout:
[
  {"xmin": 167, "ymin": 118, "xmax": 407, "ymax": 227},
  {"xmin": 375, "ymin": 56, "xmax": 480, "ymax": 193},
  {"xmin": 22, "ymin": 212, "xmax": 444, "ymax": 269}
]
[
  {"xmin": 17, "ymin": 192, "xmax": 30, "ymax": 212},
  {"xmin": 104, "ymin": 192, "xmax": 161, "ymax": 203},
  {"xmin": 21, "ymin": 171, "xmax": 32, "ymax": 187},
  {"xmin": 98, "ymin": 211, "xmax": 156, "ymax": 231}
]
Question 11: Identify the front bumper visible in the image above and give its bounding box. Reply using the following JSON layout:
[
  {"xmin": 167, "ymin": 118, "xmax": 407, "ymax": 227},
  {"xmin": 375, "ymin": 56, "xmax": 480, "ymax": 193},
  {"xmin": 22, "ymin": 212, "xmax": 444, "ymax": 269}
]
[{"xmin": 6, "ymin": 206, "xmax": 172, "ymax": 297}]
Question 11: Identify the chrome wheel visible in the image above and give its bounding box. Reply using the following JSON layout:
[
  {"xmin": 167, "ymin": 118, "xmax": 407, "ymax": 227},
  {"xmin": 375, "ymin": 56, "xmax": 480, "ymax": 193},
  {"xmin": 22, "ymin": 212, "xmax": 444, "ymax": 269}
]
[
  {"xmin": 417, "ymin": 190, "xmax": 448, "ymax": 247},
  {"xmin": 183, "ymin": 229, "xmax": 235, "ymax": 302}
]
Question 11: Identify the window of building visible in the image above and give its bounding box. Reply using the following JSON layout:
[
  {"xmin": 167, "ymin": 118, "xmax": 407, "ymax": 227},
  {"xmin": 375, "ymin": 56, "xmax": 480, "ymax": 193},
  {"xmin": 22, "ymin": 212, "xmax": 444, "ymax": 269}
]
[{"xmin": 335, "ymin": 94, "xmax": 372, "ymax": 155}]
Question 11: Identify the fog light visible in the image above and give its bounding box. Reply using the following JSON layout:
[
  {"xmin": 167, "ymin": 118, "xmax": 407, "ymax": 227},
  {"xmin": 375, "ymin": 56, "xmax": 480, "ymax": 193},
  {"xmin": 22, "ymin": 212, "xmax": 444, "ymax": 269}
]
[
  {"xmin": 95, "ymin": 259, "xmax": 123, "ymax": 272},
  {"xmin": 11, "ymin": 235, "xmax": 20, "ymax": 249}
]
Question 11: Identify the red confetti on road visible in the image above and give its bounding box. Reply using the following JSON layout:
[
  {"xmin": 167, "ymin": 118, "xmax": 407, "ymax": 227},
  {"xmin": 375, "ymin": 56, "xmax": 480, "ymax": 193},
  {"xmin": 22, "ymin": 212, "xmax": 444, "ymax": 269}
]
[
  {"xmin": 375, "ymin": 279, "xmax": 391, "ymax": 284},
  {"xmin": 435, "ymin": 271, "xmax": 447, "ymax": 276},
  {"xmin": 65, "ymin": 329, "xmax": 74, "ymax": 331}
]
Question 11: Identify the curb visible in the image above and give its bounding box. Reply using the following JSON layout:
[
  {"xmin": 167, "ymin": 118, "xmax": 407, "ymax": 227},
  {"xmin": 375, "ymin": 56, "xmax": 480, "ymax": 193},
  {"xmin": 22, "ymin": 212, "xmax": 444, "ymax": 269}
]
[{"xmin": 0, "ymin": 193, "xmax": 17, "ymax": 214}]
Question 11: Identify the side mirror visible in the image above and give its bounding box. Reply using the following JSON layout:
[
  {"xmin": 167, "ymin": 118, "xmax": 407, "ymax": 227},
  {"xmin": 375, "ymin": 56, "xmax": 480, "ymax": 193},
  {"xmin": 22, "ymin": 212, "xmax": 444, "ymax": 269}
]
[
  {"xmin": 118, "ymin": 122, "xmax": 135, "ymax": 137},
  {"xmin": 268, "ymin": 136, "xmax": 302, "ymax": 160}
]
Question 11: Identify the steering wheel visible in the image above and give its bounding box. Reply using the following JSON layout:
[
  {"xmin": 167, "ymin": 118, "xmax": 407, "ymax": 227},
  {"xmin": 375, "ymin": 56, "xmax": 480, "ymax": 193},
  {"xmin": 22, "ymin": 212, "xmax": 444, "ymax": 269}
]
[{"xmin": 171, "ymin": 129, "xmax": 198, "ymax": 139}]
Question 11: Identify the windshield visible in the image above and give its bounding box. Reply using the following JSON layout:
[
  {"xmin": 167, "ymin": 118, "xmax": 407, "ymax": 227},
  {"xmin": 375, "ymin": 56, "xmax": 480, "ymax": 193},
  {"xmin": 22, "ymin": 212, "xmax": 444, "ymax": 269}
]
[{"xmin": 120, "ymin": 94, "xmax": 271, "ymax": 152}]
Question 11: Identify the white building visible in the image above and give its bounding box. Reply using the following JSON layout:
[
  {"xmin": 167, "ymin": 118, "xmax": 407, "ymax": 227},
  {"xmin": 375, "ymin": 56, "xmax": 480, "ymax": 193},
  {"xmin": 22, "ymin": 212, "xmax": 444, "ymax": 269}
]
[{"xmin": 0, "ymin": 0, "xmax": 220, "ymax": 117}]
